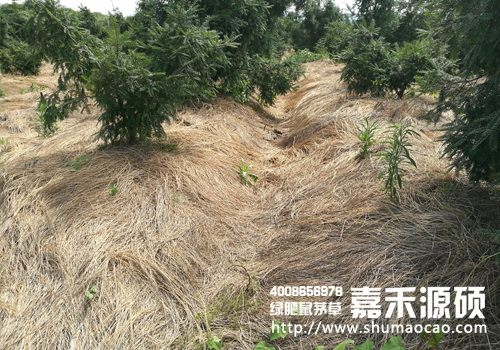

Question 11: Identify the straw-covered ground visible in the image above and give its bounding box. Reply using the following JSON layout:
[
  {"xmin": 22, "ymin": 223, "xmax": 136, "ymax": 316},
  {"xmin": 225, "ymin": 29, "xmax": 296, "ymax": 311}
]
[{"xmin": 0, "ymin": 60, "xmax": 499, "ymax": 350}]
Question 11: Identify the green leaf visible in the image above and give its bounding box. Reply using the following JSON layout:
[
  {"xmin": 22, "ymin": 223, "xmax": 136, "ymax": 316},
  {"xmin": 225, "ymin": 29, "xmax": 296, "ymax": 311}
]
[
  {"xmin": 353, "ymin": 341, "xmax": 375, "ymax": 350},
  {"xmin": 254, "ymin": 341, "xmax": 275, "ymax": 350},
  {"xmin": 270, "ymin": 321, "xmax": 287, "ymax": 341},
  {"xmin": 333, "ymin": 340, "xmax": 355, "ymax": 350},
  {"xmin": 207, "ymin": 335, "xmax": 221, "ymax": 350},
  {"xmin": 429, "ymin": 330, "xmax": 445, "ymax": 346},
  {"xmin": 249, "ymin": 174, "xmax": 258, "ymax": 182},
  {"xmin": 315, "ymin": 347, "xmax": 325, "ymax": 350},
  {"xmin": 419, "ymin": 328, "xmax": 445, "ymax": 346},
  {"xmin": 380, "ymin": 336, "xmax": 405, "ymax": 350}
]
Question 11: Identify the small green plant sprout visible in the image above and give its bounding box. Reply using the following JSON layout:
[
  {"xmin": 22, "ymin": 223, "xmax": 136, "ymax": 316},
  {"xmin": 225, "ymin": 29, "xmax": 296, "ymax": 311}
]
[
  {"xmin": 270, "ymin": 321, "xmax": 287, "ymax": 341},
  {"xmin": 376, "ymin": 120, "xmax": 419, "ymax": 202},
  {"xmin": 85, "ymin": 286, "xmax": 99, "ymax": 300},
  {"xmin": 66, "ymin": 153, "xmax": 92, "ymax": 171},
  {"xmin": 109, "ymin": 183, "xmax": 119, "ymax": 196},
  {"xmin": 19, "ymin": 88, "xmax": 25, "ymax": 94},
  {"xmin": 254, "ymin": 341, "xmax": 275, "ymax": 350},
  {"xmin": 0, "ymin": 139, "xmax": 10, "ymax": 157},
  {"xmin": 28, "ymin": 82, "xmax": 45, "ymax": 92},
  {"xmin": 0, "ymin": 138, "xmax": 10, "ymax": 155},
  {"xmin": 207, "ymin": 335, "xmax": 221, "ymax": 350},
  {"xmin": 233, "ymin": 159, "xmax": 258, "ymax": 185},
  {"xmin": 332, "ymin": 340, "xmax": 354, "ymax": 350},
  {"xmin": 357, "ymin": 116, "xmax": 379, "ymax": 158},
  {"xmin": 353, "ymin": 340, "xmax": 375, "ymax": 350},
  {"xmin": 418, "ymin": 327, "xmax": 445, "ymax": 350},
  {"xmin": 173, "ymin": 190, "xmax": 180, "ymax": 202},
  {"xmin": 160, "ymin": 143, "xmax": 179, "ymax": 153}
]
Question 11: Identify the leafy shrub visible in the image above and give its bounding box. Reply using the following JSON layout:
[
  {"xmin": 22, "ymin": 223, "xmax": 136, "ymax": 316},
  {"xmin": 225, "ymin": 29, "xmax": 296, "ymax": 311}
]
[
  {"xmin": 339, "ymin": 23, "xmax": 390, "ymax": 97},
  {"xmin": 145, "ymin": 4, "xmax": 233, "ymax": 101},
  {"xmin": 322, "ymin": 19, "xmax": 354, "ymax": 56},
  {"xmin": 90, "ymin": 48, "xmax": 179, "ymax": 144},
  {"xmin": 376, "ymin": 120, "xmax": 419, "ymax": 202},
  {"xmin": 28, "ymin": 0, "xmax": 305, "ymax": 143},
  {"xmin": 0, "ymin": 3, "xmax": 44, "ymax": 75},
  {"xmin": 249, "ymin": 55, "xmax": 305, "ymax": 105},
  {"xmin": 384, "ymin": 39, "xmax": 435, "ymax": 98},
  {"xmin": 340, "ymin": 23, "xmax": 438, "ymax": 99},
  {"xmin": 0, "ymin": 40, "xmax": 43, "ymax": 75}
]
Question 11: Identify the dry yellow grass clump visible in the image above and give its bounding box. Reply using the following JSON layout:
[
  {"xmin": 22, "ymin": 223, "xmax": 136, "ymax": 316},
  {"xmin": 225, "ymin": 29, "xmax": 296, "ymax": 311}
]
[{"xmin": 0, "ymin": 60, "xmax": 499, "ymax": 350}]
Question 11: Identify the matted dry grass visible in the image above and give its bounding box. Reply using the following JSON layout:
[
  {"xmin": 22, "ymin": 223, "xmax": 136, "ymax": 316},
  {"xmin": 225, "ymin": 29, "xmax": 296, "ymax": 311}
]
[{"xmin": 0, "ymin": 60, "xmax": 499, "ymax": 350}]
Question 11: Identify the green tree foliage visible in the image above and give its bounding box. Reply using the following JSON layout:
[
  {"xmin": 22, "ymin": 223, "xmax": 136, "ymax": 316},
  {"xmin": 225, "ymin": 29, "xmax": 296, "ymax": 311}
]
[
  {"xmin": 354, "ymin": 0, "xmax": 397, "ymax": 39},
  {"xmin": 418, "ymin": 0, "xmax": 500, "ymax": 182},
  {"xmin": 28, "ymin": 0, "xmax": 232, "ymax": 144},
  {"xmin": 339, "ymin": 23, "xmax": 389, "ymax": 97},
  {"xmin": 353, "ymin": 0, "xmax": 426, "ymax": 44},
  {"xmin": 339, "ymin": 23, "xmax": 437, "ymax": 99},
  {"xmin": 391, "ymin": 0, "xmax": 427, "ymax": 44},
  {"xmin": 27, "ymin": 0, "xmax": 100, "ymax": 133},
  {"xmin": 285, "ymin": 0, "xmax": 341, "ymax": 51},
  {"xmin": 91, "ymin": 5, "xmax": 231, "ymax": 144},
  {"xmin": 77, "ymin": 6, "xmax": 109, "ymax": 39},
  {"xmin": 385, "ymin": 39, "xmax": 435, "ymax": 98},
  {"xmin": 145, "ymin": 4, "xmax": 232, "ymax": 100},
  {"xmin": 28, "ymin": 0, "xmax": 300, "ymax": 144},
  {"xmin": 320, "ymin": 16, "xmax": 354, "ymax": 56},
  {"xmin": 0, "ymin": 1, "xmax": 43, "ymax": 75},
  {"xmin": 133, "ymin": 0, "xmax": 304, "ymax": 105}
]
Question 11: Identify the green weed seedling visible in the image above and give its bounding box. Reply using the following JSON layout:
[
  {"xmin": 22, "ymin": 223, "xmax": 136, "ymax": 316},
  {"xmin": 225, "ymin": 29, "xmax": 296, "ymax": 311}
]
[
  {"xmin": 206, "ymin": 335, "xmax": 221, "ymax": 350},
  {"xmin": 19, "ymin": 88, "xmax": 25, "ymax": 94},
  {"xmin": 270, "ymin": 321, "xmax": 287, "ymax": 341},
  {"xmin": 254, "ymin": 341, "xmax": 275, "ymax": 350},
  {"xmin": 109, "ymin": 183, "xmax": 119, "ymax": 196},
  {"xmin": 233, "ymin": 159, "xmax": 258, "ymax": 185},
  {"xmin": 161, "ymin": 143, "xmax": 179, "ymax": 153},
  {"xmin": 173, "ymin": 191, "xmax": 181, "ymax": 203},
  {"xmin": 66, "ymin": 153, "xmax": 92, "ymax": 171},
  {"xmin": 357, "ymin": 116, "xmax": 379, "ymax": 158},
  {"xmin": 376, "ymin": 120, "xmax": 419, "ymax": 202},
  {"xmin": 28, "ymin": 82, "xmax": 45, "ymax": 92},
  {"xmin": 85, "ymin": 286, "xmax": 99, "ymax": 300},
  {"xmin": 0, "ymin": 138, "xmax": 10, "ymax": 156},
  {"xmin": 418, "ymin": 327, "xmax": 445, "ymax": 350},
  {"xmin": 251, "ymin": 336, "xmax": 408, "ymax": 350}
]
